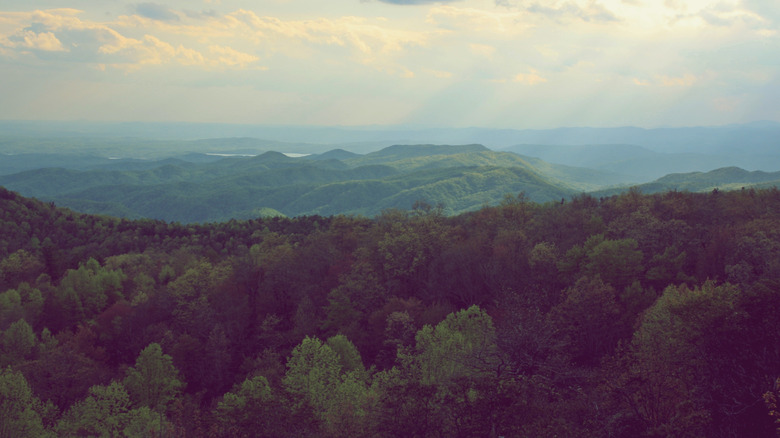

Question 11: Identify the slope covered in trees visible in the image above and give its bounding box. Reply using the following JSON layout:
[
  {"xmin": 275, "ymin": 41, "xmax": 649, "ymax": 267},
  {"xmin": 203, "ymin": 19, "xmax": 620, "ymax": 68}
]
[
  {"xmin": 1, "ymin": 185, "xmax": 779, "ymax": 436},
  {"xmin": 593, "ymin": 167, "xmax": 780, "ymax": 197},
  {"xmin": 0, "ymin": 145, "xmax": 604, "ymax": 222}
]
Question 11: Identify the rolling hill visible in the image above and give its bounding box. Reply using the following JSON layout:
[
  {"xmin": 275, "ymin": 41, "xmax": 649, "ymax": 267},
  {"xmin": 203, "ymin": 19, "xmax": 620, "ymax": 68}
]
[
  {"xmin": 0, "ymin": 144, "xmax": 589, "ymax": 222},
  {"xmin": 592, "ymin": 167, "xmax": 780, "ymax": 197},
  {"xmin": 4, "ymin": 140, "xmax": 777, "ymax": 223}
]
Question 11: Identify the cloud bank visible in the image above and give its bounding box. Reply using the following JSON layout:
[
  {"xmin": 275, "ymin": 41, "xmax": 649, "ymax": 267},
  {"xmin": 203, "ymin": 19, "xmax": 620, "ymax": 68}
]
[{"xmin": 0, "ymin": 1, "xmax": 776, "ymax": 127}]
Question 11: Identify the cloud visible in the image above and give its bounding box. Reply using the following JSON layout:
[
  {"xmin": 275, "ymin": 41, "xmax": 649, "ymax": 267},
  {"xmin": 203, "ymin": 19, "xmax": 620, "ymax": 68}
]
[
  {"xmin": 0, "ymin": 9, "xmax": 262, "ymax": 71},
  {"xmin": 741, "ymin": 0, "xmax": 780, "ymax": 22},
  {"xmin": 528, "ymin": 1, "xmax": 618, "ymax": 23},
  {"xmin": 698, "ymin": 4, "xmax": 766, "ymax": 27},
  {"xmin": 424, "ymin": 68, "xmax": 453, "ymax": 78},
  {"xmin": 376, "ymin": 0, "xmax": 461, "ymax": 4},
  {"xmin": 496, "ymin": 0, "xmax": 619, "ymax": 23},
  {"xmin": 713, "ymin": 96, "xmax": 741, "ymax": 112},
  {"xmin": 99, "ymin": 34, "xmax": 261, "ymax": 71},
  {"xmin": 208, "ymin": 44, "xmax": 260, "ymax": 68},
  {"xmin": 469, "ymin": 43, "xmax": 496, "ymax": 57},
  {"xmin": 230, "ymin": 9, "xmax": 433, "ymax": 75},
  {"xmin": 427, "ymin": 6, "xmax": 529, "ymax": 34},
  {"xmin": 9, "ymin": 29, "xmax": 66, "ymax": 51},
  {"xmin": 133, "ymin": 3, "xmax": 179, "ymax": 22},
  {"xmin": 631, "ymin": 74, "xmax": 698, "ymax": 87},
  {"xmin": 514, "ymin": 69, "xmax": 547, "ymax": 84},
  {"xmin": 658, "ymin": 73, "xmax": 697, "ymax": 87}
]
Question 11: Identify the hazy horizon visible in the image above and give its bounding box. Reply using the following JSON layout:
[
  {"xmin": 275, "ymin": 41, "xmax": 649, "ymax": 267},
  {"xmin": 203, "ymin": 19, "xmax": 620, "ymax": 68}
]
[{"xmin": 1, "ymin": 1, "xmax": 779, "ymax": 129}]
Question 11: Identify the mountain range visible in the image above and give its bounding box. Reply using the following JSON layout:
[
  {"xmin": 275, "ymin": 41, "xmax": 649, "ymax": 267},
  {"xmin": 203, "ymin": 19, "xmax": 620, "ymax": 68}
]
[{"xmin": 1, "ymin": 121, "xmax": 779, "ymax": 222}]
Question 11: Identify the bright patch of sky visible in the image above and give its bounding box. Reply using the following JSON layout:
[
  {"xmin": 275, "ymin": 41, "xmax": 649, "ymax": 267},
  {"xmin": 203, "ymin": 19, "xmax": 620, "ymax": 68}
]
[{"xmin": 0, "ymin": 0, "xmax": 778, "ymax": 128}]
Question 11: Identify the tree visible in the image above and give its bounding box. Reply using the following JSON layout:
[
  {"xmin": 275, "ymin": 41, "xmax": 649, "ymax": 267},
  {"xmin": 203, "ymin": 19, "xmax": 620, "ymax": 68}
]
[
  {"xmin": 548, "ymin": 276, "xmax": 622, "ymax": 365},
  {"xmin": 284, "ymin": 336, "xmax": 370, "ymax": 436},
  {"xmin": 611, "ymin": 281, "xmax": 779, "ymax": 437},
  {"xmin": 413, "ymin": 305, "xmax": 503, "ymax": 384},
  {"xmin": 215, "ymin": 376, "xmax": 273, "ymax": 437},
  {"xmin": 56, "ymin": 381, "xmax": 159, "ymax": 437},
  {"xmin": 584, "ymin": 238, "xmax": 644, "ymax": 290},
  {"xmin": 123, "ymin": 343, "xmax": 184, "ymax": 414},
  {"xmin": 326, "ymin": 334, "xmax": 366, "ymax": 376},
  {"xmin": 1, "ymin": 319, "xmax": 37, "ymax": 367},
  {"xmin": 0, "ymin": 366, "xmax": 51, "ymax": 438}
]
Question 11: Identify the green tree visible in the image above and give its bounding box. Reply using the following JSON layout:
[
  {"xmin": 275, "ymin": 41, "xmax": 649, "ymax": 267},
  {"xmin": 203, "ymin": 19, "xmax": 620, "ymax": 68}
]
[
  {"xmin": 56, "ymin": 381, "xmax": 160, "ymax": 437},
  {"xmin": 284, "ymin": 336, "xmax": 371, "ymax": 436},
  {"xmin": 53, "ymin": 259, "xmax": 126, "ymax": 327},
  {"xmin": 611, "ymin": 281, "xmax": 768, "ymax": 437},
  {"xmin": 326, "ymin": 334, "xmax": 366, "ymax": 375},
  {"xmin": 0, "ymin": 289, "xmax": 22, "ymax": 330},
  {"xmin": 413, "ymin": 305, "xmax": 503, "ymax": 384},
  {"xmin": 1, "ymin": 319, "xmax": 37, "ymax": 367},
  {"xmin": 124, "ymin": 343, "xmax": 184, "ymax": 414},
  {"xmin": 0, "ymin": 249, "xmax": 44, "ymax": 291},
  {"xmin": 0, "ymin": 366, "xmax": 51, "ymax": 438},
  {"xmin": 548, "ymin": 276, "xmax": 622, "ymax": 365},
  {"xmin": 584, "ymin": 238, "xmax": 644, "ymax": 290},
  {"xmin": 284, "ymin": 336, "xmax": 342, "ymax": 412},
  {"xmin": 215, "ymin": 376, "xmax": 273, "ymax": 436}
]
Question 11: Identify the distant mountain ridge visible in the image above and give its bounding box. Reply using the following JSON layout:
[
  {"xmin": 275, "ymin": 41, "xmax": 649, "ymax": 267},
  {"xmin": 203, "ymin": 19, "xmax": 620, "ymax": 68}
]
[
  {"xmin": 1, "ymin": 127, "xmax": 779, "ymax": 222},
  {"xmin": 592, "ymin": 167, "xmax": 780, "ymax": 197},
  {"xmin": 0, "ymin": 143, "xmax": 590, "ymax": 222},
  {"xmin": 2, "ymin": 120, "xmax": 779, "ymax": 155}
]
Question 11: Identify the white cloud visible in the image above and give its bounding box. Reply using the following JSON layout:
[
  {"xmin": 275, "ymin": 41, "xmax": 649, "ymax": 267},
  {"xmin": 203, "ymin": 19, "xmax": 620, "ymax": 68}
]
[
  {"xmin": 427, "ymin": 6, "xmax": 530, "ymax": 34},
  {"xmin": 658, "ymin": 73, "xmax": 698, "ymax": 87},
  {"xmin": 424, "ymin": 68, "xmax": 453, "ymax": 78},
  {"xmin": 469, "ymin": 43, "xmax": 496, "ymax": 57},
  {"xmin": 513, "ymin": 68, "xmax": 547, "ymax": 84},
  {"xmin": 631, "ymin": 73, "xmax": 699, "ymax": 87},
  {"xmin": 208, "ymin": 44, "xmax": 260, "ymax": 68},
  {"xmin": 13, "ymin": 30, "xmax": 66, "ymax": 51},
  {"xmin": 0, "ymin": 2, "xmax": 777, "ymax": 127}
]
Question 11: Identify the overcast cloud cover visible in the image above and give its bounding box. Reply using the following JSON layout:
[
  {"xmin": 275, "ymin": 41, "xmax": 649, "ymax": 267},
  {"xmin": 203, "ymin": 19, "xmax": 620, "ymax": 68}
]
[{"xmin": 0, "ymin": 0, "xmax": 778, "ymax": 128}]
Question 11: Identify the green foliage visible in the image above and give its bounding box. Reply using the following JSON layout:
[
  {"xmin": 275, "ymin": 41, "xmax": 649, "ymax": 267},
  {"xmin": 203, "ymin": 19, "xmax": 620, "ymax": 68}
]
[
  {"xmin": 214, "ymin": 376, "xmax": 280, "ymax": 437},
  {"xmin": 0, "ymin": 366, "xmax": 52, "ymax": 438},
  {"xmin": 56, "ymin": 381, "xmax": 160, "ymax": 437},
  {"xmin": 1, "ymin": 319, "xmax": 37, "ymax": 367},
  {"xmin": 0, "ymin": 145, "xmax": 580, "ymax": 222},
  {"xmin": 413, "ymin": 305, "xmax": 502, "ymax": 384},
  {"xmin": 584, "ymin": 238, "xmax": 644, "ymax": 290},
  {"xmin": 284, "ymin": 336, "xmax": 342, "ymax": 410},
  {"xmin": 0, "ymin": 249, "xmax": 44, "ymax": 290},
  {"xmin": 326, "ymin": 334, "xmax": 366, "ymax": 375},
  {"xmin": 615, "ymin": 281, "xmax": 777, "ymax": 437},
  {"xmin": 549, "ymin": 276, "xmax": 622, "ymax": 365},
  {"xmin": 0, "ymin": 183, "xmax": 779, "ymax": 437},
  {"xmin": 53, "ymin": 259, "xmax": 126, "ymax": 327},
  {"xmin": 284, "ymin": 336, "xmax": 371, "ymax": 436},
  {"xmin": 123, "ymin": 343, "xmax": 184, "ymax": 412}
]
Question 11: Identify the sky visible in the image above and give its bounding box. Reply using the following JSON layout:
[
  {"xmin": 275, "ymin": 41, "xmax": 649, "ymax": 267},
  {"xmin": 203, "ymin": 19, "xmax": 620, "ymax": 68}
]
[{"xmin": 0, "ymin": 0, "xmax": 778, "ymax": 129}]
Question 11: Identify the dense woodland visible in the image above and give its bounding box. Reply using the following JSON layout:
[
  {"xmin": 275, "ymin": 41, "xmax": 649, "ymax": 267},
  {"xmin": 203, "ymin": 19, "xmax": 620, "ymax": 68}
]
[{"xmin": 1, "ymin": 185, "xmax": 780, "ymax": 437}]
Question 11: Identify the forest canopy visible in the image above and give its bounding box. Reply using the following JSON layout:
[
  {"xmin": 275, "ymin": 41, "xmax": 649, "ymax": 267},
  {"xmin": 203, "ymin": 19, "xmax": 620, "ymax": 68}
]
[{"xmin": 0, "ymin": 185, "xmax": 779, "ymax": 437}]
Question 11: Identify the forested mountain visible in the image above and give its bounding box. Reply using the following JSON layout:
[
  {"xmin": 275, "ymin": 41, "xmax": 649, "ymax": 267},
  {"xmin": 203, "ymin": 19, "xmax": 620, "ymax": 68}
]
[
  {"xmin": 0, "ymin": 144, "xmax": 612, "ymax": 222},
  {"xmin": 3, "ymin": 140, "xmax": 779, "ymax": 223},
  {"xmin": 591, "ymin": 167, "xmax": 780, "ymax": 197},
  {"xmin": 503, "ymin": 144, "xmax": 780, "ymax": 183},
  {"xmin": 1, "ymin": 186, "xmax": 779, "ymax": 437}
]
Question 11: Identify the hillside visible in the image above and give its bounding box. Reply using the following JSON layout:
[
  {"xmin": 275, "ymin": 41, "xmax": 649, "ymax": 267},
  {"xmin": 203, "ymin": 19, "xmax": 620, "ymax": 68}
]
[
  {"xmin": 0, "ymin": 144, "xmax": 592, "ymax": 222},
  {"xmin": 592, "ymin": 166, "xmax": 780, "ymax": 196},
  {"xmin": 0, "ymin": 185, "xmax": 778, "ymax": 437}
]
